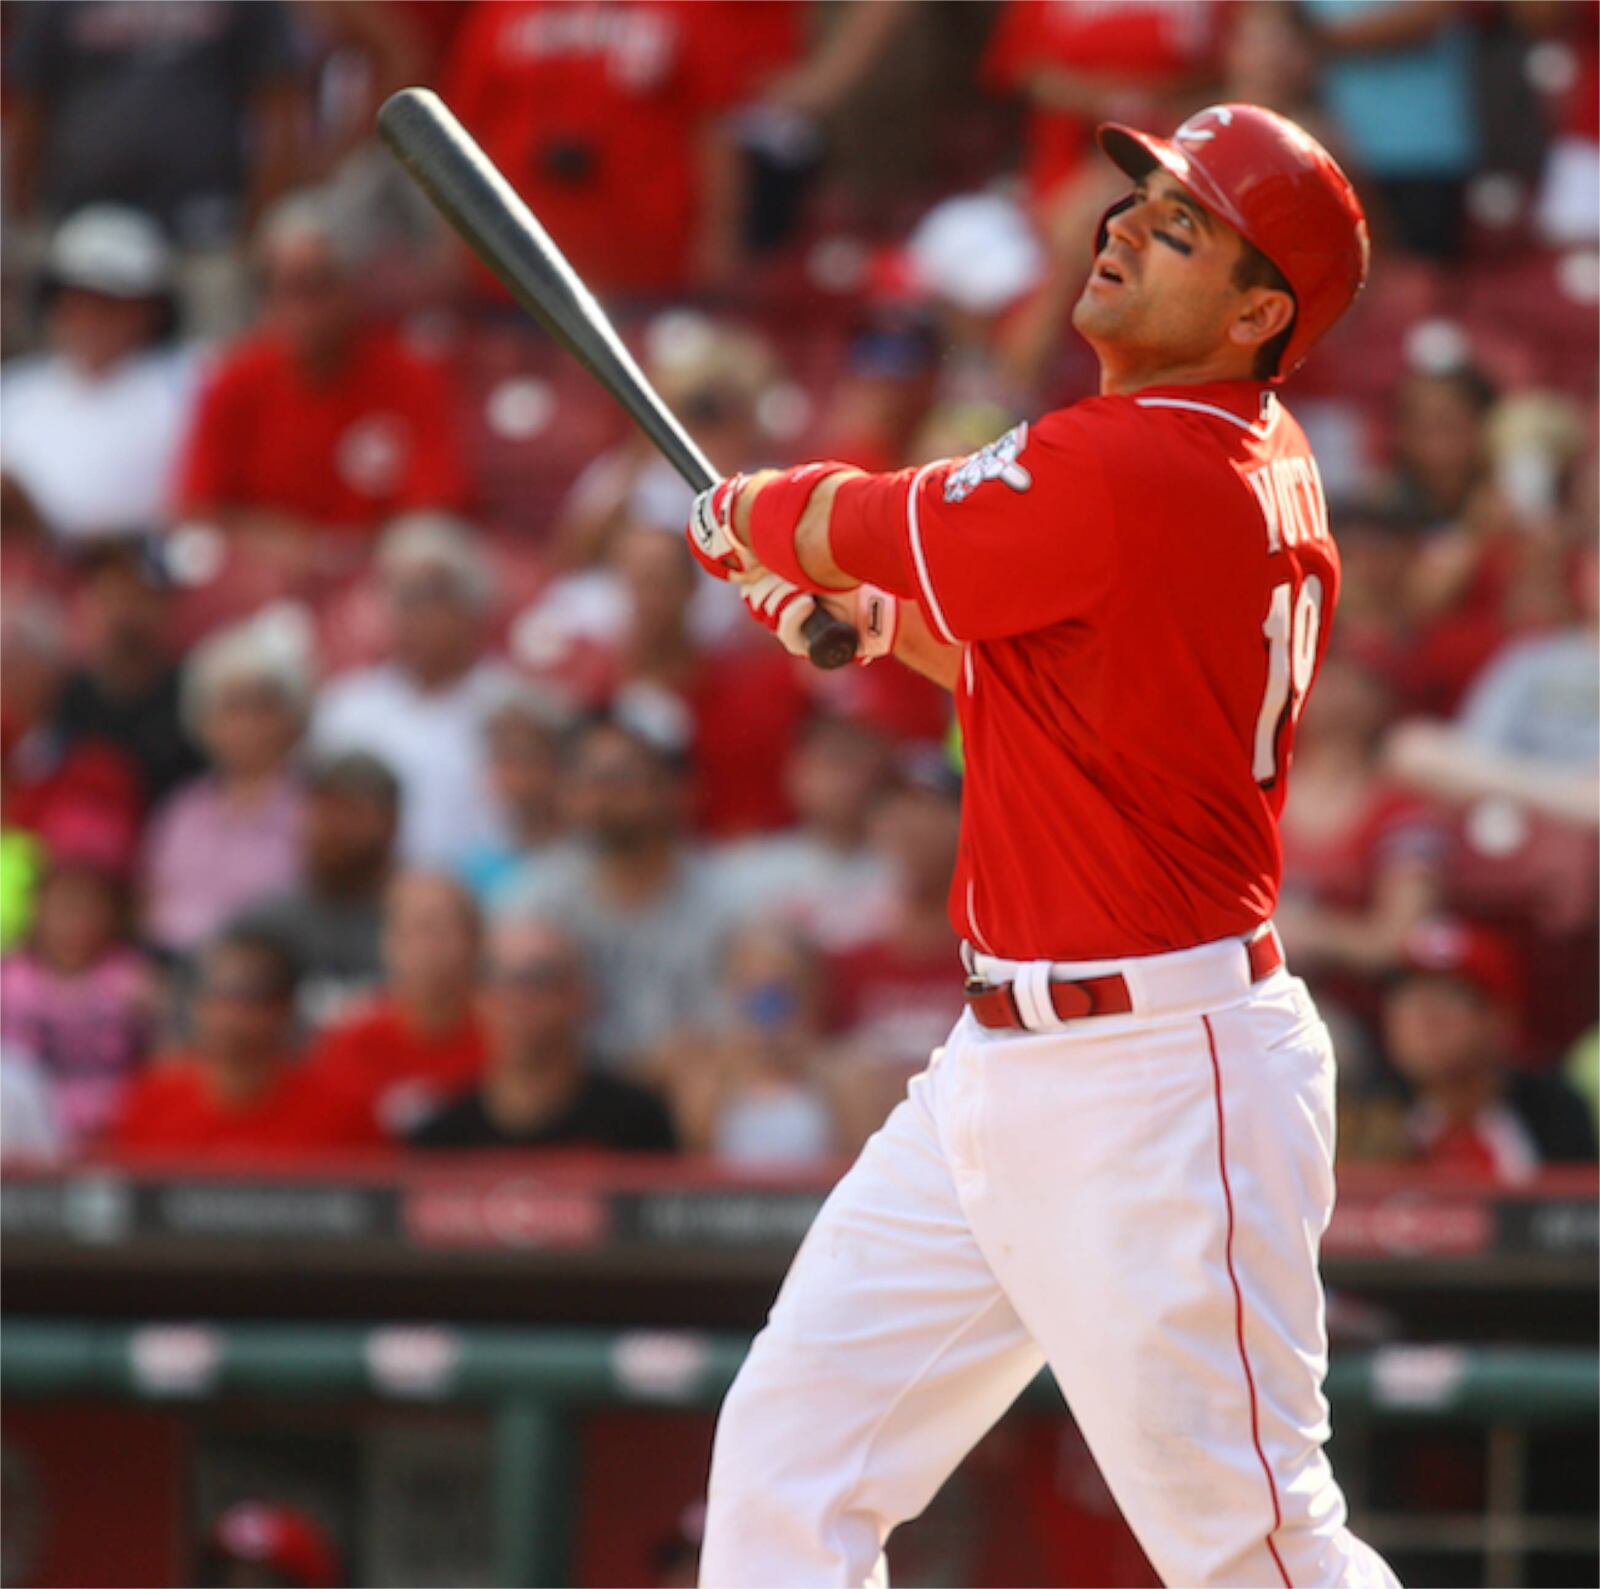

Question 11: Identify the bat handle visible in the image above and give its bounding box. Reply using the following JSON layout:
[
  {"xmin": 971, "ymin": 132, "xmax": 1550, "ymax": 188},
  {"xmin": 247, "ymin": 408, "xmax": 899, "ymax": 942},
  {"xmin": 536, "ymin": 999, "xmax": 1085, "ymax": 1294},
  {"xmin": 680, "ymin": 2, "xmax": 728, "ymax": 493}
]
[
  {"xmin": 693, "ymin": 469, "xmax": 857, "ymax": 669},
  {"xmin": 801, "ymin": 606, "xmax": 858, "ymax": 670}
]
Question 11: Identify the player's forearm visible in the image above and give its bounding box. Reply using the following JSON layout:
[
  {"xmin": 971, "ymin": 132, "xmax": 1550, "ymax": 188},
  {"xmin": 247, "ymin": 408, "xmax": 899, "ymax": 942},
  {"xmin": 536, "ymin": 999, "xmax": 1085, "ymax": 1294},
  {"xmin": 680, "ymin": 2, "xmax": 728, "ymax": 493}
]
[
  {"xmin": 734, "ymin": 469, "xmax": 857, "ymax": 587},
  {"xmin": 734, "ymin": 467, "xmax": 923, "ymax": 596},
  {"xmin": 891, "ymin": 603, "xmax": 963, "ymax": 691}
]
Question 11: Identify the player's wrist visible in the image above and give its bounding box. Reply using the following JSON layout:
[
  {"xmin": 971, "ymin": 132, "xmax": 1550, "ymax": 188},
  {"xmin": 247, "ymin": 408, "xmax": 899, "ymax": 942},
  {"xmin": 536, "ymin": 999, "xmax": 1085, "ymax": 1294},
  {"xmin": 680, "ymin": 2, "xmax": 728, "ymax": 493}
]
[
  {"xmin": 748, "ymin": 462, "xmax": 856, "ymax": 594},
  {"xmin": 730, "ymin": 469, "xmax": 782, "ymax": 551}
]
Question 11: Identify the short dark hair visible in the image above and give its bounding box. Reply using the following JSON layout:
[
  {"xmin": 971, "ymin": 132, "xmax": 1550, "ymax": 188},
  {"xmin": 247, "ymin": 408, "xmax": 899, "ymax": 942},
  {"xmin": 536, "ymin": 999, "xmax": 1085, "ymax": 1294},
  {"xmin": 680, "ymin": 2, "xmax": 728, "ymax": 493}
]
[
  {"xmin": 568, "ymin": 709, "xmax": 689, "ymax": 777},
  {"xmin": 306, "ymin": 749, "xmax": 401, "ymax": 808},
  {"xmin": 204, "ymin": 923, "xmax": 302, "ymax": 1002},
  {"xmin": 1232, "ymin": 240, "xmax": 1295, "ymax": 380}
]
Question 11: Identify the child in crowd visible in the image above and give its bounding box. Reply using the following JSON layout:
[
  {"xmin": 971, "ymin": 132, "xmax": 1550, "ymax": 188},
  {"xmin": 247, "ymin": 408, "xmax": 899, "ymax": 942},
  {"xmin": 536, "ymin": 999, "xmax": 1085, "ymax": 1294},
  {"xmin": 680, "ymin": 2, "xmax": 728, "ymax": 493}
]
[{"xmin": 0, "ymin": 847, "xmax": 155, "ymax": 1147}]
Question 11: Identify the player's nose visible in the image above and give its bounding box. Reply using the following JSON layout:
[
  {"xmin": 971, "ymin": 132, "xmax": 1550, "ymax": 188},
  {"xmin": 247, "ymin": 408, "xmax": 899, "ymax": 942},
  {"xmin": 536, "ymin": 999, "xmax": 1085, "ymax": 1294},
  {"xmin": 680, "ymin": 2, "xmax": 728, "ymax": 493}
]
[{"xmin": 1103, "ymin": 195, "xmax": 1152, "ymax": 253}]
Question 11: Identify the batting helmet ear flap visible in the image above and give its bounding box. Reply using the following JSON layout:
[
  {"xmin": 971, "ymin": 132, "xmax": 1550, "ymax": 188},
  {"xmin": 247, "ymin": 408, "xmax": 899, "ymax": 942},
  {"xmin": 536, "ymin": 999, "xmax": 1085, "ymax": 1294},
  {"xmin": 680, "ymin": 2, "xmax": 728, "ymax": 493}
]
[{"xmin": 1094, "ymin": 193, "xmax": 1139, "ymax": 257}]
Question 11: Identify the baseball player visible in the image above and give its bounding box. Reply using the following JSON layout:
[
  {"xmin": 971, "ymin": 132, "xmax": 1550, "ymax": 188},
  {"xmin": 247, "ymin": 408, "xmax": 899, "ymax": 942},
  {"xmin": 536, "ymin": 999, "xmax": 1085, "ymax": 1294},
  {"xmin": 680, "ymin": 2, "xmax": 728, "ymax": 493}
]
[{"xmin": 686, "ymin": 104, "xmax": 1398, "ymax": 1589}]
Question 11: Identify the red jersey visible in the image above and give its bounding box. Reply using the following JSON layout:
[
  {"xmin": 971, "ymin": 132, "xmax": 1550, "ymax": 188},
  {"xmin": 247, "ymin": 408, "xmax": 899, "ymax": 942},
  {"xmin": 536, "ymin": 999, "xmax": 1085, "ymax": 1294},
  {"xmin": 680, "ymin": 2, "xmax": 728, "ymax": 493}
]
[
  {"xmin": 178, "ymin": 328, "xmax": 469, "ymax": 532},
  {"xmin": 109, "ymin": 1055, "xmax": 381, "ymax": 1160},
  {"xmin": 983, "ymin": 1, "xmax": 1220, "ymax": 200},
  {"xmin": 443, "ymin": 0, "xmax": 799, "ymax": 294},
  {"xmin": 838, "ymin": 381, "xmax": 1339, "ymax": 960},
  {"xmin": 305, "ymin": 999, "xmax": 488, "ymax": 1138}
]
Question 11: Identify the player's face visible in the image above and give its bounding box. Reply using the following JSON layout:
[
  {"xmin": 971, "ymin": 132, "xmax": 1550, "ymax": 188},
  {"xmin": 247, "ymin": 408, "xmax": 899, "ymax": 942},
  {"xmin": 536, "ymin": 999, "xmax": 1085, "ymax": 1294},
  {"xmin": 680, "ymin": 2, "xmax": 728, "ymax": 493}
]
[{"xmin": 1073, "ymin": 172, "xmax": 1271, "ymax": 380}]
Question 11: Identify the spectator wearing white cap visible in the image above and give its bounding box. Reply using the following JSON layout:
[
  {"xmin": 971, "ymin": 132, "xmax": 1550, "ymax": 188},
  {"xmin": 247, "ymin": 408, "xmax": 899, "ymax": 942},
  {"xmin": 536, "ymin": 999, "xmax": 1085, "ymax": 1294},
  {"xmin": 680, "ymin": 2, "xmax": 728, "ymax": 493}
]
[
  {"xmin": 311, "ymin": 514, "xmax": 519, "ymax": 868},
  {"xmin": 0, "ymin": 205, "xmax": 200, "ymax": 543},
  {"xmin": 140, "ymin": 610, "xmax": 314, "ymax": 955}
]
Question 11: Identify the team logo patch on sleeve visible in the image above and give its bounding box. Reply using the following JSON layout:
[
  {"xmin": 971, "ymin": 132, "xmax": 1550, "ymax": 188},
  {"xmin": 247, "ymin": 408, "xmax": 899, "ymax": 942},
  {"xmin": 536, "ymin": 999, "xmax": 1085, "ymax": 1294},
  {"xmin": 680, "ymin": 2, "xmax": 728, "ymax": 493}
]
[{"xmin": 943, "ymin": 423, "xmax": 1032, "ymax": 503}]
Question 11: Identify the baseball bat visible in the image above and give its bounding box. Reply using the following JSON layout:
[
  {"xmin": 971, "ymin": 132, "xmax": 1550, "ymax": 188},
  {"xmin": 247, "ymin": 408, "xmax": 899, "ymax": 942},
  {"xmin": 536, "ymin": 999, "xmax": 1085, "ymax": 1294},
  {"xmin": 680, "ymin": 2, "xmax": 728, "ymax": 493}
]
[{"xmin": 376, "ymin": 87, "xmax": 858, "ymax": 670}]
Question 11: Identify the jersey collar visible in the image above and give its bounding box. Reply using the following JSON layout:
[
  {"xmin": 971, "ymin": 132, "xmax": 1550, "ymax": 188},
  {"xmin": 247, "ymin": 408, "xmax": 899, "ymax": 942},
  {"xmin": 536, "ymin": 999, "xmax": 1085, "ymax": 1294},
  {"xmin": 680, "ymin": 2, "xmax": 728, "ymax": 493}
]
[{"xmin": 1129, "ymin": 380, "xmax": 1279, "ymax": 436}]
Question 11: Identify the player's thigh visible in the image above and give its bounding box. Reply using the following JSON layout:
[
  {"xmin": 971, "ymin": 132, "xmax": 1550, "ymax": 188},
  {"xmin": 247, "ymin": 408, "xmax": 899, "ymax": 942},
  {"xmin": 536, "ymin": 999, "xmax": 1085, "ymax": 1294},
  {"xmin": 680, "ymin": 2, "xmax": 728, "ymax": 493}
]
[
  {"xmin": 709, "ymin": 1065, "xmax": 1043, "ymax": 1525},
  {"xmin": 966, "ymin": 988, "xmax": 1348, "ymax": 1586}
]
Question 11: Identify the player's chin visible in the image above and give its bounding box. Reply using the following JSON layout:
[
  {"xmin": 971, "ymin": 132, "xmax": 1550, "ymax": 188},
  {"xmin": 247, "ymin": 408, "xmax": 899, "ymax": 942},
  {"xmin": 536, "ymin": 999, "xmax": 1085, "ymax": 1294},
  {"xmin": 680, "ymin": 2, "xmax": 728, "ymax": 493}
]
[{"xmin": 1070, "ymin": 291, "xmax": 1118, "ymax": 336}]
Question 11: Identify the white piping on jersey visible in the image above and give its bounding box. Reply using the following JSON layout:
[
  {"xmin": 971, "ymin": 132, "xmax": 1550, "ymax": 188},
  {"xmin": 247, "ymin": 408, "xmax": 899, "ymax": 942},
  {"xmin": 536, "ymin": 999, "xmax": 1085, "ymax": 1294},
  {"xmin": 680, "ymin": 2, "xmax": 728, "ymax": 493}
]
[
  {"xmin": 906, "ymin": 460, "xmax": 958, "ymax": 645},
  {"xmin": 965, "ymin": 877, "xmax": 996, "ymax": 955},
  {"xmin": 1305, "ymin": 447, "xmax": 1328, "ymax": 526},
  {"xmin": 1135, "ymin": 394, "xmax": 1280, "ymax": 436},
  {"xmin": 962, "ymin": 645, "xmax": 975, "ymax": 696}
]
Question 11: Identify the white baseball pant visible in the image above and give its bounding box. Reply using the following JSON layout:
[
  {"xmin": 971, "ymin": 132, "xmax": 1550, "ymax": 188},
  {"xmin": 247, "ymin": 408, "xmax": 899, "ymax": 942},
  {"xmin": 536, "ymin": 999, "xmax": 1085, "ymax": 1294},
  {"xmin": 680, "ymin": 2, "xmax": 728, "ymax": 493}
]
[{"xmin": 700, "ymin": 931, "xmax": 1400, "ymax": 1589}]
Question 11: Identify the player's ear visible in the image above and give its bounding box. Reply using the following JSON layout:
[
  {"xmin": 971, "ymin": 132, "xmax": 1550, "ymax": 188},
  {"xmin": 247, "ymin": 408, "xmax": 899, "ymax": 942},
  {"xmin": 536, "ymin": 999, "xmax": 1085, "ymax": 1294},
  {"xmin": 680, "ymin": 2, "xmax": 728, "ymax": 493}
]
[{"xmin": 1228, "ymin": 288, "xmax": 1296, "ymax": 356}]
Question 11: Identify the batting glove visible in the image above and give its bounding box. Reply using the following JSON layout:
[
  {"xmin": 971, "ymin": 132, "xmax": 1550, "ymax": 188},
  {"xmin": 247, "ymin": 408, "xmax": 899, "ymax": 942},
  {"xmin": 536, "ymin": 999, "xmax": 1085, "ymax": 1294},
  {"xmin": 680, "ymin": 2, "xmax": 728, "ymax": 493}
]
[
  {"xmin": 738, "ymin": 570, "xmax": 818, "ymax": 658},
  {"xmin": 686, "ymin": 473, "xmax": 754, "ymax": 582},
  {"xmin": 854, "ymin": 583, "xmax": 899, "ymax": 665},
  {"xmin": 739, "ymin": 573, "xmax": 898, "ymax": 665}
]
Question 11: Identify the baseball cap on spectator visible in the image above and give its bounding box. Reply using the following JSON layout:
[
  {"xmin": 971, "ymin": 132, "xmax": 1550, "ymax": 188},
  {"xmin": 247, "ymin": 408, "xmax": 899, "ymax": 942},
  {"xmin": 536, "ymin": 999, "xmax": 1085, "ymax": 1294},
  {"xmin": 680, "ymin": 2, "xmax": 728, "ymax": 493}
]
[
  {"xmin": 46, "ymin": 205, "xmax": 174, "ymax": 299},
  {"xmin": 180, "ymin": 606, "xmax": 316, "ymax": 740},
  {"xmin": 35, "ymin": 802, "xmax": 141, "ymax": 880},
  {"xmin": 375, "ymin": 513, "xmax": 494, "ymax": 612},
  {"xmin": 207, "ymin": 1501, "xmax": 341, "ymax": 1589},
  {"xmin": 904, "ymin": 192, "xmax": 1045, "ymax": 315},
  {"xmin": 1398, "ymin": 919, "xmax": 1522, "ymax": 1010}
]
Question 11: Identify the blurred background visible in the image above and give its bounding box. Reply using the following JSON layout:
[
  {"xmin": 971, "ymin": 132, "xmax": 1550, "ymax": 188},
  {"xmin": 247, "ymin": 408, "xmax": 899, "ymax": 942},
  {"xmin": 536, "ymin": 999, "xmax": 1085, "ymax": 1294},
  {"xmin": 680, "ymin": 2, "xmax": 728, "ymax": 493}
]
[{"xmin": 0, "ymin": 1, "xmax": 1595, "ymax": 1585}]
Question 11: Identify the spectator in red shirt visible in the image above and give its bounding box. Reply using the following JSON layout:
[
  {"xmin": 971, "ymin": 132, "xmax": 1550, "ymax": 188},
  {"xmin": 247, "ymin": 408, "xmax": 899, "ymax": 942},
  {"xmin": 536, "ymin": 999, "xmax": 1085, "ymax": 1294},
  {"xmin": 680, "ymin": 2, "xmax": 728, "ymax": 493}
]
[
  {"xmin": 1278, "ymin": 651, "xmax": 1446, "ymax": 1029},
  {"xmin": 442, "ymin": 0, "xmax": 801, "ymax": 295},
  {"xmin": 306, "ymin": 871, "xmax": 488, "ymax": 1140},
  {"xmin": 176, "ymin": 188, "xmax": 469, "ymax": 577},
  {"xmin": 982, "ymin": 0, "xmax": 1220, "ymax": 274},
  {"xmin": 1382, "ymin": 919, "xmax": 1596, "ymax": 1180},
  {"xmin": 617, "ymin": 525, "xmax": 812, "ymax": 838},
  {"xmin": 109, "ymin": 924, "xmax": 377, "ymax": 1160}
]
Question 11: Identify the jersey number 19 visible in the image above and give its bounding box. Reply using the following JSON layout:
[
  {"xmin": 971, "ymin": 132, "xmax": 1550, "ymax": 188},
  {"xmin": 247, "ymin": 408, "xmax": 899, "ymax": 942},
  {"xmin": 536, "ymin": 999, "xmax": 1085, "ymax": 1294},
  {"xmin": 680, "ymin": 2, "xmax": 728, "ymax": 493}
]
[{"xmin": 1253, "ymin": 575, "xmax": 1323, "ymax": 786}]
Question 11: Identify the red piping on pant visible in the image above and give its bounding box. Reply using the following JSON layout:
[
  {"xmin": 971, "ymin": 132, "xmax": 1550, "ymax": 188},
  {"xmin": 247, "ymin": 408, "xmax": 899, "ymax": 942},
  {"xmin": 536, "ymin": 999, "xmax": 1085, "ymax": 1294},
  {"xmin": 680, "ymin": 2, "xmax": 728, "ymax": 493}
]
[{"xmin": 1203, "ymin": 1013, "xmax": 1293, "ymax": 1589}]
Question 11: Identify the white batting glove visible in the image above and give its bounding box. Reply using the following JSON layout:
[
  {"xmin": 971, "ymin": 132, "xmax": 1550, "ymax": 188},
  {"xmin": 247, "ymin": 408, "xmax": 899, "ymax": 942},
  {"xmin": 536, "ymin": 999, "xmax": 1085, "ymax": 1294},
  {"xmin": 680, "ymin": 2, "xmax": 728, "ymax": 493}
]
[
  {"xmin": 738, "ymin": 573, "xmax": 900, "ymax": 664},
  {"xmin": 738, "ymin": 569, "xmax": 818, "ymax": 658},
  {"xmin": 686, "ymin": 473, "xmax": 755, "ymax": 582}
]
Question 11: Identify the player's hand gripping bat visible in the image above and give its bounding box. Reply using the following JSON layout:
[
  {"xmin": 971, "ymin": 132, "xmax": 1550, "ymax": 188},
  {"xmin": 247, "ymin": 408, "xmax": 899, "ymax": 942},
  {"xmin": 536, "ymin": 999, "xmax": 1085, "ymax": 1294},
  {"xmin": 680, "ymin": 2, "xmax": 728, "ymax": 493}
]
[{"xmin": 376, "ymin": 87, "xmax": 859, "ymax": 670}]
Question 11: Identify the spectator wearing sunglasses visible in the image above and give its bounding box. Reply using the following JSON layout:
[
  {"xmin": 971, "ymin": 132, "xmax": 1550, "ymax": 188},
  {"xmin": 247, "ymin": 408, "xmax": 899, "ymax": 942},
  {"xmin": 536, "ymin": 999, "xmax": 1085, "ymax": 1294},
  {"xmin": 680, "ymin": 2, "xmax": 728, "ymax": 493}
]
[{"xmin": 409, "ymin": 917, "xmax": 676, "ymax": 1152}]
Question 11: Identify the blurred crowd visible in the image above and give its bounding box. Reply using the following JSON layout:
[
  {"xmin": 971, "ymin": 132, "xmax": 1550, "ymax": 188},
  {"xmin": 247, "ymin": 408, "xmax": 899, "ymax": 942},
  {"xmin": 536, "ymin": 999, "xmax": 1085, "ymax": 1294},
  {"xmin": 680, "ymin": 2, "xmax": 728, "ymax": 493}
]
[{"xmin": 1, "ymin": 0, "xmax": 1596, "ymax": 1186}]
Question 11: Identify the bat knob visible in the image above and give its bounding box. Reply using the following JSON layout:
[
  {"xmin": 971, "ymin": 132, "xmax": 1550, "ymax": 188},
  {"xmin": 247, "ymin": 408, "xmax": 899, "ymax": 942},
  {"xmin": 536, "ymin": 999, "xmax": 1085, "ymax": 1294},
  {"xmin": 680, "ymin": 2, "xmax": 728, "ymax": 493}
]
[{"xmin": 803, "ymin": 609, "xmax": 859, "ymax": 670}]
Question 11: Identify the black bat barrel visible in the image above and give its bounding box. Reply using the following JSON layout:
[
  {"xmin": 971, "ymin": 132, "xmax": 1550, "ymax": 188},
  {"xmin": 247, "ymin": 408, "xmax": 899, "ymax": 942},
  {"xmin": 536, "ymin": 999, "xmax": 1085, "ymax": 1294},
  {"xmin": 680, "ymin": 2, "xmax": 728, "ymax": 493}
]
[{"xmin": 376, "ymin": 88, "xmax": 857, "ymax": 670}]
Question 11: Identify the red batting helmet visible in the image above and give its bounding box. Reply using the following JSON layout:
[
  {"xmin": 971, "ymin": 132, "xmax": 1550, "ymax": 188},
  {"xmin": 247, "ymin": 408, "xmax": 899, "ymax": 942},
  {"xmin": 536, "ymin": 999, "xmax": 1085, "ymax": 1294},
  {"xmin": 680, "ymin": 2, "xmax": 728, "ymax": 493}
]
[{"xmin": 1095, "ymin": 103, "xmax": 1370, "ymax": 380}]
